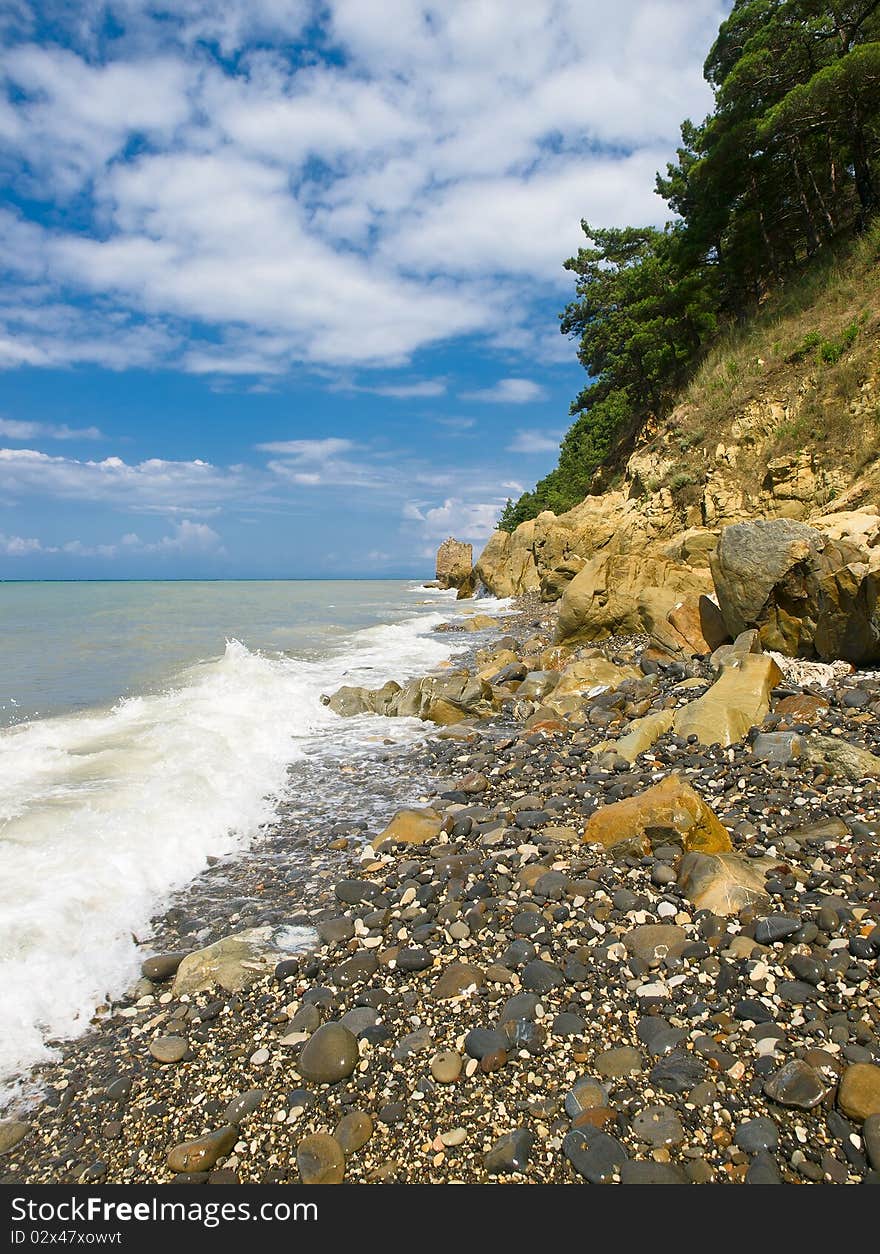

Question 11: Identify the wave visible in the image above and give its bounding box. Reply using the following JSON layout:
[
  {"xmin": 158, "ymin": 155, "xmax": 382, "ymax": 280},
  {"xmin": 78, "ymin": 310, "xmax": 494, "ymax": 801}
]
[{"xmin": 0, "ymin": 594, "xmax": 510, "ymax": 1101}]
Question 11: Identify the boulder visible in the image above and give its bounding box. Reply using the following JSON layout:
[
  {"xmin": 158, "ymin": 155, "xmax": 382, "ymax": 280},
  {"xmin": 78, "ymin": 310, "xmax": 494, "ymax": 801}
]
[
  {"xmin": 172, "ymin": 928, "xmax": 297, "ymax": 997},
  {"xmin": 591, "ymin": 709, "xmax": 674, "ymax": 763},
  {"xmin": 552, "ymin": 654, "xmax": 641, "ymax": 697},
  {"xmin": 672, "ymin": 653, "xmax": 782, "ymax": 747},
  {"xmin": 583, "ymin": 774, "xmax": 731, "ymax": 857},
  {"xmin": 711, "ymin": 516, "xmax": 880, "ymax": 664},
  {"xmin": 435, "ymin": 538, "xmax": 473, "ymax": 592},
  {"xmin": 459, "ymin": 614, "xmax": 501, "ymax": 632},
  {"xmin": 324, "ymin": 681, "xmax": 402, "ymax": 718},
  {"xmin": 838, "ymin": 1064, "xmax": 880, "ymax": 1122},
  {"xmin": 372, "ymin": 807, "xmax": 444, "ymax": 850},
  {"xmin": 677, "ymin": 851, "xmax": 771, "ymax": 916},
  {"xmin": 751, "ymin": 731, "xmax": 880, "ymax": 779},
  {"xmin": 515, "ymin": 670, "xmax": 560, "ymax": 701},
  {"xmin": 474, "ymin": 526, "xmax": 540, "ymax": 598},
  {"xmin": 558, "ymin": 551, "xmax": 712, "ymax": 642}
]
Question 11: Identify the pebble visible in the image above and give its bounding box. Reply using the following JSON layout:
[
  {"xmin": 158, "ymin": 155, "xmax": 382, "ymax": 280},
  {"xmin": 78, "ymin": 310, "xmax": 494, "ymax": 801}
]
[
  {"xmin": 734, "ymin": 1116, "xmax": 779, "ymax": 1153},
  {"xmin": 763, "ymin": 1060, "xmax": 829, "ymax": 1109},
  {"xmin": 296, "ymin": 1133, "xmax": 345, "ymax": 1184},
  {"xmin": 0, "ymin": 1121, "xmax": 29, "ymax": 1156},
  {"xmin": 484, "ymin": 1128, "xmax": 534, "ymax": 1175},
  {"xmin": 149, "ymin": 1036, "xmax": 188, "ymax": 1064},
  {"xmin": 632, "ymin": 1104, "xmax": 684, "ymax": 1147},
  {"xmin": 334, "ymin": 1111, "xmax": 373, "ymax": 1155},
  {"xmin": 430, "ymin": 1050, "xmax": 463, "ymax": 1084},
  {"xmin": 167, "ymin": 1126, "xmax": 237, "ymax": 1173},
  {"xmin": 297, "ymin": 1022, "xmax": 360, "ymax": 1084}
]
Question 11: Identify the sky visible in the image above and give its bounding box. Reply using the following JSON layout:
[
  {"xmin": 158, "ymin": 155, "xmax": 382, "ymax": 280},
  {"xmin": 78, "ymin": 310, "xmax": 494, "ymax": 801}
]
[{"xmin": 0, "ymin": 0, "xmax": 728, "ymax": 579}]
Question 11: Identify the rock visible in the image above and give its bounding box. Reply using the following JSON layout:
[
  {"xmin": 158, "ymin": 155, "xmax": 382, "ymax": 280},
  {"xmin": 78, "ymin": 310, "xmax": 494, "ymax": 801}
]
[
  {"xmin": 632, "ymin": 1105, "xmax": 685, "ymax": 1147},
  {"xmin": 372, "ymin": 807, "xmax": 444, "ymax": 850},
  {"xmin": 334, "ymin": 1111, "xmax": 373, "ymax": 1156},
  {"xmin": 863, "ymin": 1114, "xmax": 880, "ymax": 1170},
  {"xmin": 167, "ymin": 1126, "xmax": 237, "ymax": 1174},
  {"xmin": 436, "ymin": 538, "xmax": 473, "ymax": 592},
  {"xmin": 746, "ymin": 1151, "xmax": 783, "ymax": 1184},
  {"xmin": 0, "ymin": 1121, "xmax": 29, "ymax": 1155},
  {"xmin": 521, "ymin": 959, "xmax": 565, "ymax": 992},
  {"xmin": 677, "ymin": 850, "xmax": 770, "ymax": 915},
  {"xmin": 483, "ymin": 1128, "xmax": 534, "ymax": 1175},
  {"xmin": 584, "ymin": 774, "xmax": 731, "ymax": 857},
  {"xmin": 764, "ymin": 1060, "xmax": 830, "ymax": 1109},
  {"xmin": 595, "ymin": 1046, "xmax": 645, "ymax": 1078},
  {"xmin": 149, "ymin": 1036, "xmax": 188, "ymax": 1064},
  {"xmin": 460, "ymin": 614, "xmax": 500, "ymax": 632},
  {"xmin": 711, "ymin": 516, "xmax": 880, "ymax": 664},
  {"xmin": 516, "ymin": 670, "xmax": 560, "ymax": 701},
  {"xmin": 558, "ymin": 548, "xmax": 711, "ymax": 642},
  {"xmin": 592, "ymin": 709, "xmax": 674, "ymax": 764},
  {"xmin": 430, "ymin": 1050, "xmax": 463, "ymax": 1083},
  {"xmin": 649, "ymin": 1051, "xmax": 706, "ymax": 1094},
  {"xmin": 565, "ymin": 1078, "xmax": 607, "ymax": 1117},
  {"xmin": 325, "ymin": 681, "xmax": 402, "ymax": 718},
  {"xmin": 223, "ymin": 1090, "xmax": 266, "ymax": 1125},
  {"xmin": 172, "ymin": 928, "xmax": 292, "ymax": 996},
  {"xmin": 754, "ymin": 914, "xmax": 801, "ymax": 944},
  {"xmin": 838, "ymin": 1064, "xmax": 880, "ymax": 1122},
  {"xmin": 711, "ymin": 518, "xmax": 822, "ymax": 640},
  {"xmin": 751, "ymin": 731, "xmax": 880, "ymax": 779},
  {"xmin": 551, "ymin": 654, "xmax": 641, "ymax": 698},
  {"xmin": 141, "ymin": 952, "xmax": 187, "ymax": 981},
  {"xmin": 625, "ymin": 924, "xmax": 688, "ymax": 968},
  {"xmin": 673, "ymin": 653, "xmax": 782, "ymax": 746},
  {"xmin": 432, "ymin": 963, "xmax": 485, "ymax": 1000},
  {"xmin": 297, "ymin": 1023, "xmax": 360, "ymax": 1084},
  {"xmin": 734, "ymin": 1117, "xmax": 779, "ymax": 1153},
  {"xmin": 563, "ymin": 1126, "xmax": 629, "ymax": 1183},
  {"xmin": 296, "ymin": 1133, "xmax": 345, "ymax": 1184}
]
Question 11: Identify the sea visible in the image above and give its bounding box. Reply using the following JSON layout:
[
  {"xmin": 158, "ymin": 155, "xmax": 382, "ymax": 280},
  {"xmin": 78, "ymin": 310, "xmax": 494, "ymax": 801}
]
[{"xmin": 0, "ymin": 579, "xmax": 508, "ymax": 1104}]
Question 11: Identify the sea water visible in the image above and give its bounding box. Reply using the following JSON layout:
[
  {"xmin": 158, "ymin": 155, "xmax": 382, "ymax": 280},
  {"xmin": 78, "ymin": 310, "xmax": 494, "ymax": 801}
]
[{"xmin": 0, "ymin": 580, "xmax": 507, "ymax": 1101}]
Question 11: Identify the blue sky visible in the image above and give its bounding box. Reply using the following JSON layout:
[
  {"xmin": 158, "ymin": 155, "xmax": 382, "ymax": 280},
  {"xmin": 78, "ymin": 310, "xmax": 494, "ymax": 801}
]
[{"xmin": 0, "ymin": 0, "xmax": 726, "ymax": 578}]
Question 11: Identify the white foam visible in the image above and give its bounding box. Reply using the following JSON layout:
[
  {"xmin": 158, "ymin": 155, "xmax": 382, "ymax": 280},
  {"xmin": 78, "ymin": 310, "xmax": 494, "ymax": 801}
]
[{"xmin": 0, "ymin": 595, "xmax": 491, "ymax": 1103}]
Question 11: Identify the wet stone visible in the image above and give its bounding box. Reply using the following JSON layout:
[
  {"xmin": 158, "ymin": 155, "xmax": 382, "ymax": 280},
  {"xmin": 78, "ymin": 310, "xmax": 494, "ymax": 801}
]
[
  {"xmin": 565, "ymin": 1078, "xmax": 607, "ymax": 1118},
  {"xmin": 167, "ymin": 1127, "xmax": 237, "ymax": 1174},
  {"xmin": 636, "ymin": 1016, "xmax": 686, "ymax": 1056},
  {"xmin": 764, "ymin": 1059, "xmax": 829, "ymax": 1110},
  {"xmin": 563, "ymin": 1126, "xmax": 629, "ymax": 1183},
  {"xmin": 746, "ymin": 1151, "xmax": 783, "ymax": 1184},
  {"xmin": 149, "ymin": 1036, "xmax": 188, "ymax": 1064},
  {"xmin": 430, "ymin": 1050, "xmax": 463, "ymax": 1084},
  {"xmin": 223, "ymin": 1089, "xmax": 265, "ymax": 1125},
  {"xmin": 649, "ymin": 1050, "xmax": 707, "ymax": 1094},
  {"xmin": 297, "ymin": 1022, "xmax": 360, "ymax": 1084},
  {"xmin": 465, "ymin": 1028, "xmax": 508, "ymax": 1060},
  {"xmin": 552, "ymin": 1012, "xmax": 585, "ymax": 1037},
  {"xmin": 734, "ymin": 1117, "xmax": 779, "ymax": 1154},
  {"xmin": 339, "ymin": 1007, "xmax": 381, "ymax": 1036},
  {"xmin": 595, "ymin": 1046, "xmax": 645, "ymax": 1079},
  {"xmin": 483, "ymin": 1128, "xmax": 534, "ymax": 1175},
  {"xmin": 396, "ymin": 947, "xmax": 432, "ymax": 972},
  {"xmin": 754, "ymin": 914, "xmax": 801, "ymax": 944},
  {"xmin": 334, "ymin": 1111, "xmax": 373, "ymax": 1156},
  {"xmin": 296, "ymin": 1133, "xmax": 345, "ymax": 1184},
  {"xmin": 632, "ymin": 1104, "xmax": 684, "ymax": 1147}
]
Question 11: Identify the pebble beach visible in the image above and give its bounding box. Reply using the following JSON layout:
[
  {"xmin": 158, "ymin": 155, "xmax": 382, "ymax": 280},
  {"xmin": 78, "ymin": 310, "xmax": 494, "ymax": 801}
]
[{"xmin": 2, "ymin": 594, "xmax": 879, "ymax": 1186}]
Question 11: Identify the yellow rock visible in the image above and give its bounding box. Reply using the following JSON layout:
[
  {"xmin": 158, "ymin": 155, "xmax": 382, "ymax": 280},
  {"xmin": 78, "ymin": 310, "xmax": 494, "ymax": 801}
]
[
  {"xmin": 553, "ymin": 654, "xmax": 641, "ymax": 697},
  {"xmin": 592, "ymin": 709, "xmax": 674, "ymax": 763},
  {"xmin": 460, "ymin": 614, "xmax": 500, "ymax": 632},
  {"xmin": 372, "ymin": 807, "xmax": 444, "ymax": 850},
  {"xmin": 673, "ymin": 653, "xmax": 782, "ymax": 747},
  {"xmin": 677, "ymin": 851, "xmax": 771, "ymax": 916},
  {"xmin": 584, "ymin": 774, "xmax": 731, "ymax": 856},
  {"xmin": 837, "ymin": 1063, "xmax": 880, "ymax": 1122},
  {"xmin": 476, "ymin": 649, "xmax": 520, "ymax": 679},
  {"xmin": 423, "ymin": 698, "xmax": 472, "ymax": 726},
  {"xmin": 167, "ymin": 1126, "xmax": 237, "ymax": 1174}
]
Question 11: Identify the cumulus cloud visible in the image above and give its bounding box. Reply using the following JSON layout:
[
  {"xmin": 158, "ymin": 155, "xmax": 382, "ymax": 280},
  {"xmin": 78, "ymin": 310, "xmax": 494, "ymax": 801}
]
[
  {"xmin": 0, "ymin": 446, "xmax": 253, "ymax": 512},
  {"xmin": 403, "ymin": 496, "xmax": 503, "ymax": 557},
  {"xmin": 463, "ymin": 378, "xmax": 546, "ymax": 404},
  {"xmin": 0, "ymin": 1, "xmax": 724, "ymax": 374},
  {"xmin": 1, "ymin": 519, "xmax": 223, "ymax": 561}
]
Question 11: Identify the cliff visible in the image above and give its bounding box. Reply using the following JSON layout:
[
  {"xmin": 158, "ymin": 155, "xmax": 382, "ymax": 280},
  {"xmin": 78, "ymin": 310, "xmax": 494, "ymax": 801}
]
[{"xmin": 472, "ymin": 227, "xmax": 880, "ymax": 654}]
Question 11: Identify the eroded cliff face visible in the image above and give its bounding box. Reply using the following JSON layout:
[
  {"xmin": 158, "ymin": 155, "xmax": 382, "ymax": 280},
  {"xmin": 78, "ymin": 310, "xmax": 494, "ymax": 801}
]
[{"xmin": 471, "ymin": 346, "xmax": 880, "ymax": 648}]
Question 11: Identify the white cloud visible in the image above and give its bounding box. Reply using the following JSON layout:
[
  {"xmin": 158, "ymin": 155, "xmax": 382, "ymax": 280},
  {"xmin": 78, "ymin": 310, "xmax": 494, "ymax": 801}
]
[
  {"xmin": 0, "ymin": 418, "xmax": 103, "ymax": 440},
  {"xmin": 0, "ymin": 530, "xmax": 45, "ymax": 555},
  {"xmin": 463, "ymin": 378, "xmax": 546, "ymax": 404},
  {"xmin": 403, "ymin": 495, "xmax": 503, "ymax": 556},
  {"xmin": 0, "ymin": 446, "xmax": 252, "ymax": 512},
  {"xmin": 0, "ymin": 1, "xmax": 724, "ymax": 374},
  {"xmin": 508, "ymin": 428, "xmax": 562, "ymax": 453},
  {"xmin": 255, "ymin": 437, "xmax": 354, "ymax": 458},
  {"xmin": 1, "ymin": 519, "xmax": 223, "ymax": 561}
]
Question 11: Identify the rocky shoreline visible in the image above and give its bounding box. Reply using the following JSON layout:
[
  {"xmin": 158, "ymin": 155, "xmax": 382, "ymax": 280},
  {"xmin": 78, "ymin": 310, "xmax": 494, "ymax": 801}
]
[{"xmin": 2, "ymin": 593, "xmax": 879, "ymax": 1185}]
